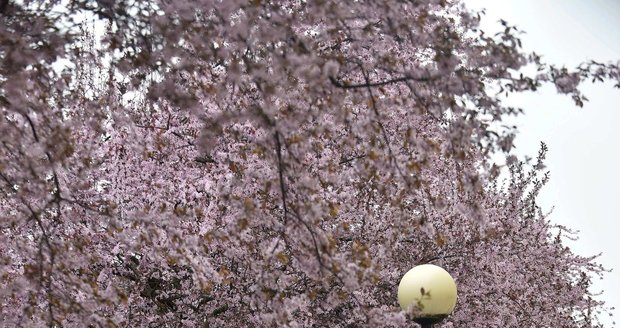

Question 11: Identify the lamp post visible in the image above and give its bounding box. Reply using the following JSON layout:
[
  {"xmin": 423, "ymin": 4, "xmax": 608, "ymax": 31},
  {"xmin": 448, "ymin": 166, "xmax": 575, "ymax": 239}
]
[{"xmin": 397, "ymin": 264, "xmax": 457, "ymax": 328}]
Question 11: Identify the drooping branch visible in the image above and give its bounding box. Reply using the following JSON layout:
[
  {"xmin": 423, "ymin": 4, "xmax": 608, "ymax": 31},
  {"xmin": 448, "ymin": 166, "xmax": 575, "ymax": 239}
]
[{"xmin": 274, "ymin": 131, "xmax": 289, "ymax": 225}]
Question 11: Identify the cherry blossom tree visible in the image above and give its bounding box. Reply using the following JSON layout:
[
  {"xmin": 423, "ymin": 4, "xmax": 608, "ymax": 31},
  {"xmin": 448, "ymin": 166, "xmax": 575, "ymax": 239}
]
[{"xmin": 1, "ymin": 0, "xmax": 617, "ymax": 327}]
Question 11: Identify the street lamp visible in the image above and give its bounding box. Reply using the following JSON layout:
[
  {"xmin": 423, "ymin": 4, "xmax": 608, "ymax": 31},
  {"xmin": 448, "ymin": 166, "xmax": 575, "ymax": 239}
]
[{"xmin": 397, "ymin": 264, "xmax": 458, "ymax": 328}]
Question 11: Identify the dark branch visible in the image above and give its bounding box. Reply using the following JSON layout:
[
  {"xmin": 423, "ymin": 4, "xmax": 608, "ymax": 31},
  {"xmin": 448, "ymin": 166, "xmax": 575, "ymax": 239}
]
[
  {"xmin": 329, "ymin": 74, "xmax": 436, "ymax": 90},
  {"xmin": 339, "ymin": 154, "xmax": 366, "ymax": 165},
  {"xmin": 274, "ymin": 131, "xmax": 288, "ymax": 225}
]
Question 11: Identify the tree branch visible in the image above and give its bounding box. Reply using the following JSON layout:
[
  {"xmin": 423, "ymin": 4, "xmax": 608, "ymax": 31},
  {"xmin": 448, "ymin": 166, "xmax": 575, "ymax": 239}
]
[{"xmin": 329, "ymin": 73, "xmax": 436, "ymax": 90}]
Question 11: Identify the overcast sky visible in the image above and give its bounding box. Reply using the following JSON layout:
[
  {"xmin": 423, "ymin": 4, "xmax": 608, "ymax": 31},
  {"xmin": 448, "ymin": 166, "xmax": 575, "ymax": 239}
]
[{"xmin": 466, "ymin": 0, "xmax": 620, "ymax": 325}]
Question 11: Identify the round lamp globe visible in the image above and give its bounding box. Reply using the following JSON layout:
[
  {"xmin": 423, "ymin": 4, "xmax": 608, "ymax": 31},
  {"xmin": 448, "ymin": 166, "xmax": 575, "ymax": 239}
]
[{"xmin": 397, "ymin": 264, "xmax": 457, "ymax": 318}]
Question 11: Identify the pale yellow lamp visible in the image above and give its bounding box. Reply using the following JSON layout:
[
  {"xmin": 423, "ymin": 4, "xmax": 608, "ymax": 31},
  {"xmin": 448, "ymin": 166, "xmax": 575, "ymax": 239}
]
[{"xmin": 397, "ymin": 264, "xmax": 457, "ymax": 328}]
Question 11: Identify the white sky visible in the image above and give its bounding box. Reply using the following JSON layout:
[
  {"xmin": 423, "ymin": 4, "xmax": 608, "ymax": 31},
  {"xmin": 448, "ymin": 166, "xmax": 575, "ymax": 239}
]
[{"xmin": 466, "ymin": 0, "xmax": 620, "ymax": 325}]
